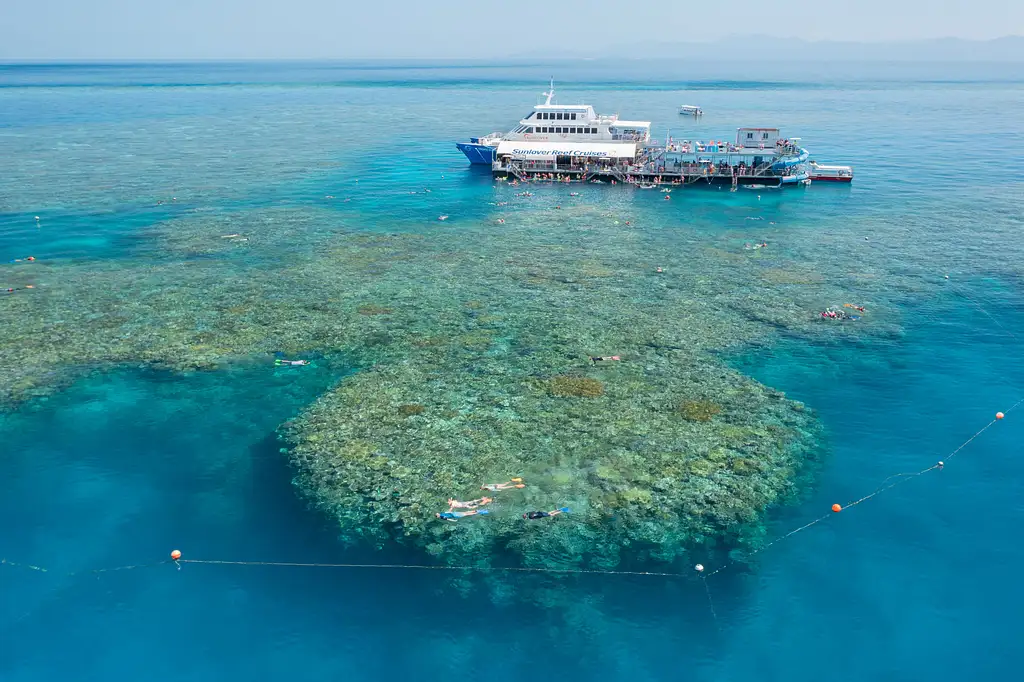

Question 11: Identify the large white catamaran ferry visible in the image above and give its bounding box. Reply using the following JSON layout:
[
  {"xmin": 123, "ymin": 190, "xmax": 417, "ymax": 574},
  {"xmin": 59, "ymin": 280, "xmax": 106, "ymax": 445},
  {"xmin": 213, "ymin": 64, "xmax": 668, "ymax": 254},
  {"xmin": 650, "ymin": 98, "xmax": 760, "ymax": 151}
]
[
  {"xmin": 456, "ymin": 81, "xmax": 652, "ymax": 165},
  {"xmin": 456, "ymin": 82, "xmax": 852, "ymax": 188}
]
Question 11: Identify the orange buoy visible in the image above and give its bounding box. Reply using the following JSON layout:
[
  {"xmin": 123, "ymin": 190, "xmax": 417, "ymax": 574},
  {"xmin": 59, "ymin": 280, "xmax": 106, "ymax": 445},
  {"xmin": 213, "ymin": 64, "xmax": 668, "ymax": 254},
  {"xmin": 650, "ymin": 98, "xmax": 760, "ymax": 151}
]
[
  {"xmin": 831, "ymin": 503, "xmax": 842, "ymax": 513},
  {"xmin": 996, "ymin": 412, "xmax": 1005, "ymax": 420},
  {"xmin": 170, "ymin": 549, "xmax": 182, "ymax": 561}
]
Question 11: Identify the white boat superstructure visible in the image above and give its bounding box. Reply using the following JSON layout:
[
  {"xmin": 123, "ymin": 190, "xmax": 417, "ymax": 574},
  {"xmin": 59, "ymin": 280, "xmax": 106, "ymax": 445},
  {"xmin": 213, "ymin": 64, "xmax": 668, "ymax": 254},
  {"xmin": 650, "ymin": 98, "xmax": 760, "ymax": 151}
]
[
  {"xmin": 505, "ymin": 81, "xmax": 651, "ymax": 144},
  {"xmin": 679, "ymin": 105, "xmax": 703, "ymax": 116},
  {"xmin": 456, "ymin": 81, "xmax": 650, "ymax": 164}
]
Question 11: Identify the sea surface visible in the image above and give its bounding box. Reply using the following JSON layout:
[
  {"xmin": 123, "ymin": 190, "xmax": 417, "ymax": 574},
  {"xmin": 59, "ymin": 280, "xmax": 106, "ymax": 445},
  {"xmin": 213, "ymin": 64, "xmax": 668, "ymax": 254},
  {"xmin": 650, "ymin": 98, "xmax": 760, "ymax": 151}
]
[{"xmin": 2, "ymin": 60, "xmax": 1023, "ymax": 681}]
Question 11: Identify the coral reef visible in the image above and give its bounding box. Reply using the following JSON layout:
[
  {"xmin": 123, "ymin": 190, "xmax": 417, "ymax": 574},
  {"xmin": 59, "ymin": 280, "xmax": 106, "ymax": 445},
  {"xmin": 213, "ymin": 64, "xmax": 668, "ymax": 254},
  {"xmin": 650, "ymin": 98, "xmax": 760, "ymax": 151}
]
[
  {"xmin": 1, "ymin": 192, "xmax": 915, "ymax": 570},
  {"xmin": 548, "ymin": 376, "xmax": 605, "ymax": 398},
  {"xmin": 677, "ymin": 399, "xmax": 722, "ymax": 422}
]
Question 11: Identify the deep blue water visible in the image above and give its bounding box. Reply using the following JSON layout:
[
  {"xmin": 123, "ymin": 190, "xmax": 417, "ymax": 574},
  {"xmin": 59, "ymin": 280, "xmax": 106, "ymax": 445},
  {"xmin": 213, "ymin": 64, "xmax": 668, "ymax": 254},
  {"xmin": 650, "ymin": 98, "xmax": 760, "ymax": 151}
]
[{"xmin": 2, "ymin": 61, "xmax": 1023, "ymax": 681}]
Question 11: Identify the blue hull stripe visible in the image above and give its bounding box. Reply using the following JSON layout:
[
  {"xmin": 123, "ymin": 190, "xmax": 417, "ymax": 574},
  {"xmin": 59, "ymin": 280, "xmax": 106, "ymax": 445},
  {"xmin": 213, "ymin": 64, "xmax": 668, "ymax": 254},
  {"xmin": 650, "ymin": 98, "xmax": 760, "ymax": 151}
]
[{"xmin": 456, "ymin": 142, "xmax": 496, "ymax": 165}]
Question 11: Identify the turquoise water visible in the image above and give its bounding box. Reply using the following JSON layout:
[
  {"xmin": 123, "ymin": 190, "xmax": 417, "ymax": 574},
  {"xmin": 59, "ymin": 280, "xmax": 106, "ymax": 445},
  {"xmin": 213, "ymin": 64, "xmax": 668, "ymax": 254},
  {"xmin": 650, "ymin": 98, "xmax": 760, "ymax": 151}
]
[{"xmin": 2, "ymin": 61, "xmax": 1023, "ymax": 680}]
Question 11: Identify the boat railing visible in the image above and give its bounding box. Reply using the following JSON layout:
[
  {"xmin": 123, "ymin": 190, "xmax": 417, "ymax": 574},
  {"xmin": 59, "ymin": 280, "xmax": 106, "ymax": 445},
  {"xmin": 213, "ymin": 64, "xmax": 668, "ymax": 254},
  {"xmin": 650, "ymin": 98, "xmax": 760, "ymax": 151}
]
[
  {"xmin": 654, "ymin": 161, "xmax": 793, "ymax": 177},
  {"xmin": 497, "ymin": 157, "xmax": 801, "ymax": 180}
]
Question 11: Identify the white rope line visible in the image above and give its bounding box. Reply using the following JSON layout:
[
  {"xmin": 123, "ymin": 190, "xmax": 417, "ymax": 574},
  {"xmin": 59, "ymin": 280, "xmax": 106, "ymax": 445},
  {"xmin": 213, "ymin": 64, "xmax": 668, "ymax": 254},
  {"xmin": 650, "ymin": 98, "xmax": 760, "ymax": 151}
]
[{"xmin": 3, "ymin": 402, "xmax": 1019, "ymax": 585}]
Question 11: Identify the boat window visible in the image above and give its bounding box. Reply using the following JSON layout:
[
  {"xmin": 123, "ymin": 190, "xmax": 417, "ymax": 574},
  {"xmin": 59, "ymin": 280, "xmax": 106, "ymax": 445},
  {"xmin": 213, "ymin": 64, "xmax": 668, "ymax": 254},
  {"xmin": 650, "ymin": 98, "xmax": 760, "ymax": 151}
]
[
  {"xmin": 747, "ymin": 133, "xmax": 753, "ymax": 139},
  {"xmin": 556, "ymin": 113, "xmax": 563, "ymax": 120},
  {"xmin": 571, "ymin": 113, "xmax": 577, "ymax": 120},
  {"xmin": 527, "ymin": 127, "xmax": 534, "ymax": 133}
]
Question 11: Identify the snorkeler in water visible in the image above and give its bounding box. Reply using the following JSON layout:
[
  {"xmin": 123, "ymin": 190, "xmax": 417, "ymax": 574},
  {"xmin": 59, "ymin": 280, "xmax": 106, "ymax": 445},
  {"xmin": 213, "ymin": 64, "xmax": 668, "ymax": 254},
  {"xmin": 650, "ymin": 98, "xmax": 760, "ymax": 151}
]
[
  {"xmin": 448, "ymin": 496, "xmax": 493, "ymax": 511},
  {"xmin": 436, "ymin": 509, "xmax": 490, "ymax": 522},
  {"xmin": 590, "ymin": 355, "xmax": 621, "ymax": 364},
  {"xmin": 275, "ymin": 359, "xmax": 310, "ymax": 366},
  {"xmin": 523, "ymin": 507, "xmax": 570, "ymax": 520},
  {"xmin": 481, "ymin": 478, "xmax": 525, "ymax": 492}
]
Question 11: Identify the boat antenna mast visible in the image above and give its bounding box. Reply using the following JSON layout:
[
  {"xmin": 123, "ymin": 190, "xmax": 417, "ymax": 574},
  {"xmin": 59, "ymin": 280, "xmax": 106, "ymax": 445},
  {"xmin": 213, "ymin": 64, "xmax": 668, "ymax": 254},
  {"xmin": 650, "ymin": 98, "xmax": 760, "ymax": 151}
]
[{"xmin": 543, "ymin": 78, "xmax": 555, "ymax": 105}]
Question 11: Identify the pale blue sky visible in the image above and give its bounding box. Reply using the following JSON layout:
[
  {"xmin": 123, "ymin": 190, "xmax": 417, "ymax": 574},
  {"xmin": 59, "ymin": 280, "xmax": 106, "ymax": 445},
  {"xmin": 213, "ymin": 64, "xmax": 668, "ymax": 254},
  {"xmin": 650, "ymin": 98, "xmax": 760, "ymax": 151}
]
[{"xmin": 1, "ymin": 0, "xmax": 1021, "ymax": 60}]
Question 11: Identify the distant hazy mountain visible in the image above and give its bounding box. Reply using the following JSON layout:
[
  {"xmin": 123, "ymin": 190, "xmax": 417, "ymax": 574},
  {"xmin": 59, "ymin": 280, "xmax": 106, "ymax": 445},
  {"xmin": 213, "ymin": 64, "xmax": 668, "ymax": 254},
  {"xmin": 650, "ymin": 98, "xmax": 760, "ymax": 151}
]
[{"xmin": 522, "ymin": 36, "xmax": 1024, "ymax": 61}]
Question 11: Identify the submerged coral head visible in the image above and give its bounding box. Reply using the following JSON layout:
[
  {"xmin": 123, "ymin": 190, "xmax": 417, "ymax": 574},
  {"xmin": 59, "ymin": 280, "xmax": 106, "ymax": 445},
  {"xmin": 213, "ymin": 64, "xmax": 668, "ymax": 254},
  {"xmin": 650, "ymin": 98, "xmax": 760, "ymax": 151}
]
[{"xmin": 548, "ymin": 376, "xmax": 604, "ymax": 398}]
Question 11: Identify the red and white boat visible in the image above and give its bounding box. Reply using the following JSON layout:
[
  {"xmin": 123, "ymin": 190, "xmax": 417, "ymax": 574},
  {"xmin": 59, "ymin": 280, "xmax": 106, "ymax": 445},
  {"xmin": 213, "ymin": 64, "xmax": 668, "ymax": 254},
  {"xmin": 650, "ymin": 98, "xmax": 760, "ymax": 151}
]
[{"xmin": 808, "ymin": 161, "xmax": 854, "ymax": 183}]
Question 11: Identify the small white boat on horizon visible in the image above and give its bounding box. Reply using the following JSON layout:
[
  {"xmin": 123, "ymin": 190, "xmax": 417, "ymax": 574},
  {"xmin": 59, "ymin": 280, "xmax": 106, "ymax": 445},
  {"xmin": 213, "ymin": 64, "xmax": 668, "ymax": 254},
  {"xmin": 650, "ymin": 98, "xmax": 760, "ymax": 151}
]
[{"xmin": 679, "ymin": 105, "xmax": 703, "ymax": 117}]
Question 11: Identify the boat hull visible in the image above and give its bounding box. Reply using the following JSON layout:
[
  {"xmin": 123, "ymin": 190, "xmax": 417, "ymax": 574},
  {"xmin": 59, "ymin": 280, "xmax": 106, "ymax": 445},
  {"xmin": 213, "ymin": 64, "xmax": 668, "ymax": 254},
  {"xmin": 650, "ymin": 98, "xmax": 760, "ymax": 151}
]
[
  {"xmin": 456, "ymin": 142, "xmax": 497, "ymax": 165},
  {"xmin": 808, "ymin": 175, "xmax": 853, "ymax": 183}
]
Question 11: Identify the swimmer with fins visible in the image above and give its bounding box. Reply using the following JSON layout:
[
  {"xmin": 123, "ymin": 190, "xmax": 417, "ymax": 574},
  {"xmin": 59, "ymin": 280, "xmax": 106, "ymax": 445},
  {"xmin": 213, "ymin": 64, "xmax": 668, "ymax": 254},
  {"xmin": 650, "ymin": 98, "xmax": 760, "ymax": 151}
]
[
  {"xmin": 448, "ymin": 496, "xmax": 493, "ymax": 511},
  {"xmin": 481, "ymin": 478, "xmax": 525, "ymax": 492},
  {"xmin": 436, "ymin": 509, "xmax": 490, "ymax": 522},
  {"xmin": 523, "ymin": 507, "xmax": 570, "ymax": 520},
  {"xmin": 590, "ymin": 355, "xmax": 621, "ymax": 365}
]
